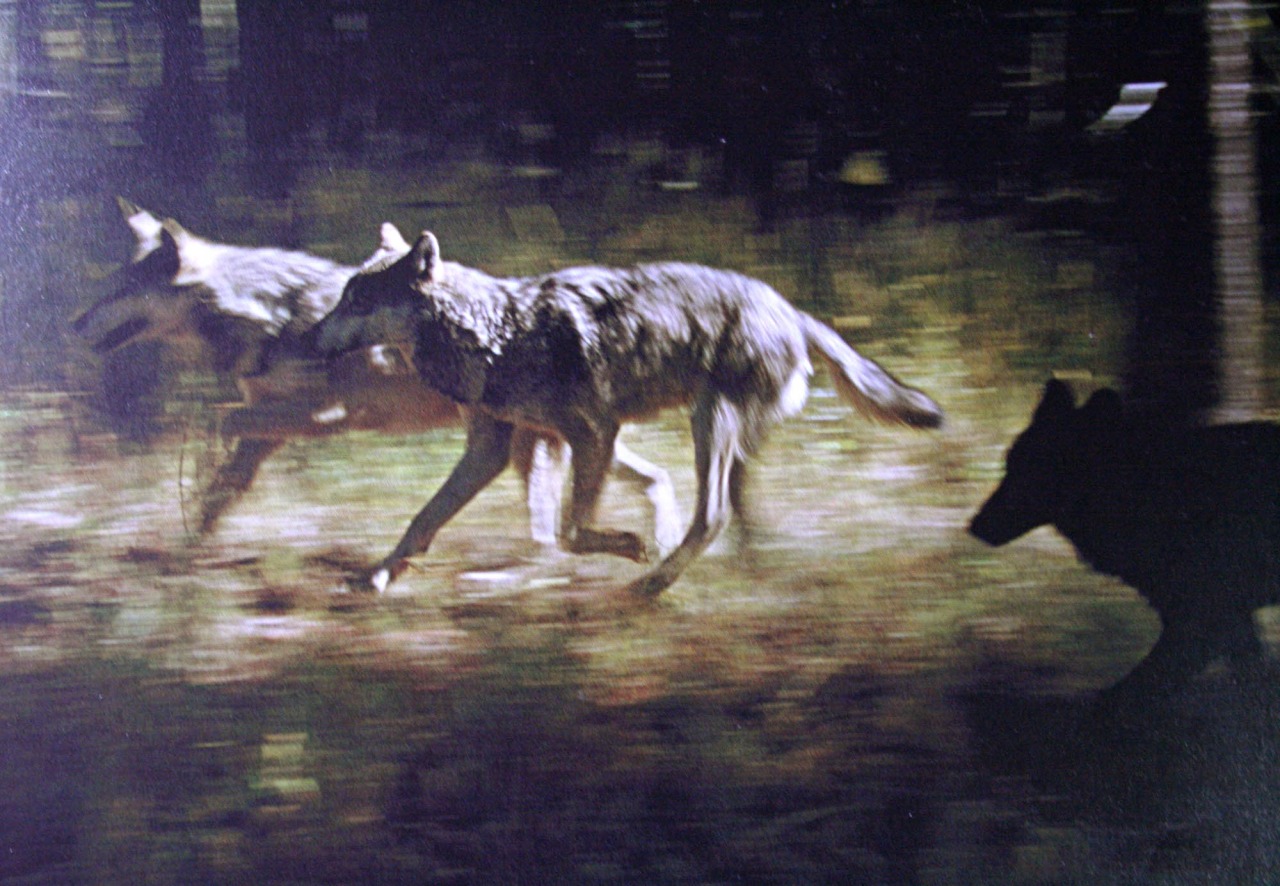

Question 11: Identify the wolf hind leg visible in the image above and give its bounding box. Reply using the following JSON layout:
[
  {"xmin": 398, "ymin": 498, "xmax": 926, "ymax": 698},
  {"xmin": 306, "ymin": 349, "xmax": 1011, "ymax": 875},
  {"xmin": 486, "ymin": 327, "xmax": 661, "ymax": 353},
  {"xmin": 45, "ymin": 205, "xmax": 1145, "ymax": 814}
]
[
  {"xmin": 626, "ymin": 395, "xmax": 746, "ymax": 598},
  {"xmin": 1100, "ymin": 616, "xmax": 1223, "ymax": 706},
  {"xmin": 371, "ymin": 414, "xmax": 514, "ymax": 592},
  {"xmin": 199, "ymin": 438, "xmax": 285, "ymax": 533},
  {"xmin": 727, "ymin": 456, "xmax": 760, "ymax": 555},
  {"xmin": 561, "ymin": 420, "xmax": 647, "ymax": 562},
  {"xmin": 611, "ymin": 437, "xmax": 682, "ymax": 555},
  {"xmin": 510, "ymin": 429, "xmax": 569, "ymax": 547}
]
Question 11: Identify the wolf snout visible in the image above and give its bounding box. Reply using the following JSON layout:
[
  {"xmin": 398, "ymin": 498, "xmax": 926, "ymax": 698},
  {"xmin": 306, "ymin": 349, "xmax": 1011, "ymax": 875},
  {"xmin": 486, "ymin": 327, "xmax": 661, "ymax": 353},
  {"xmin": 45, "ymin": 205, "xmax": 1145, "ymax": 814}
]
[
  {"xmin": 70, "ymin": 301, "xmax": 107, "ymax": 339},
  {"xmin": 967, "ymin": 510, "xmax": 1005, "ymax": 546},
  {"xmin": 87, "ymin": 317, "xmax": 150, "ymax": 354},
  {"xmin": 70, "ymin": 293, "xmax": 153, "ymax": 354},
  {"xmin": 967, "ymin": 489, "xmax": 1030, "ymax": 546},
  {"xmin": 70, "ymin": 308, "xmax": 94, "ymax": 335}
]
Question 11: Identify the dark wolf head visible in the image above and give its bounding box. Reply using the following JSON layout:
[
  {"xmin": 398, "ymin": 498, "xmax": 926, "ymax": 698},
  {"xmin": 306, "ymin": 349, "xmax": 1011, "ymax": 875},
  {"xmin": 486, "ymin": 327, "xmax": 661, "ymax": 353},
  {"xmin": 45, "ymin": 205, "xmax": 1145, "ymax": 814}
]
[
  {"xmin": 969, "ymin": 379, "xmax": 1122, "ymax": 546},
  {"xmin": 74, "ymin": 199, "xmax": 350, "ymax": 374},
  {"xmin": 73, "ymin": 200, "xmax": 222, "ymax": 356},
  {"xmin": 309, "ymin": 223, "xmax": 427, "ymax": 360}
]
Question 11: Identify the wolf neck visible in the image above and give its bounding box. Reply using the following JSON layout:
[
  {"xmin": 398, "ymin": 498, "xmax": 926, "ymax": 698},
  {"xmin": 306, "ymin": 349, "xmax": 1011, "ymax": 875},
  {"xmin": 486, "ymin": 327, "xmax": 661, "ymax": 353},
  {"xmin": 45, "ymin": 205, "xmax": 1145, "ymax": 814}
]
[
  {"xmin": 414, "ymin": 262, "xmax": 520, "ymax": 403},
  {"xmin": 1054, "ymin": 443, "xmax": 1155, "ymax": 587},
  {"xmin": 425, "ymin": 263, "xmax": 522, "ymax": 347}
]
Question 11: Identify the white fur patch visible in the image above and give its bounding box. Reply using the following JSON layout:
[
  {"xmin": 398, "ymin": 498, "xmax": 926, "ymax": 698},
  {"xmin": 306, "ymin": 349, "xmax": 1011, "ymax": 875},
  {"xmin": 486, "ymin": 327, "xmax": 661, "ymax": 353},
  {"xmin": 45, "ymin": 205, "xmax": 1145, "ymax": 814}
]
[
  {"xmin": 127, "ymin": 211, "xmax": 164, "ymax": 262},
  {"xmin": 173, "ymin": 235, "xmax": 222, "ymax": 286},
  {"xmin": 312, "ymin": 403, "xmax": 348, "ymax": 424},
  {"xmin": 367, "ymin": 343, "xmax": 411, "ymax": 375},
  {"xmin": 778, "ymin": 360, "xmax": 812, "ymax": 418}
]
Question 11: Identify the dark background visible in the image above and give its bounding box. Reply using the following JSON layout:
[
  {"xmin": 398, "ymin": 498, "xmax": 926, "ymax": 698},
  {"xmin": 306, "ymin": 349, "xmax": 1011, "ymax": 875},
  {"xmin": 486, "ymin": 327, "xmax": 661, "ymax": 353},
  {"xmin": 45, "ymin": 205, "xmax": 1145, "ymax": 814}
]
[{"xmin": 1, "ymin": 0, "xmax": 1276, "ymax": 420}]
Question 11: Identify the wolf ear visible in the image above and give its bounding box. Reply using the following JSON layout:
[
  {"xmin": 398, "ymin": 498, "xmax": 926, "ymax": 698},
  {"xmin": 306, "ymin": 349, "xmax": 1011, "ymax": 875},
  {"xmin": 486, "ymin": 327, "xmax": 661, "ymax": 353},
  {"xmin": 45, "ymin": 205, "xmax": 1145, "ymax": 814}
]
[
  {"xmin": 1080, "ymin": 388, "xmax": 1123, "ymax": 425},
  {"xmin": 356, "ymin": 223, "xmax": 411, "ymax": 271},
  {"xmin": 118, "ymin": 196, "xmax": 163, "ymax": 261},
  {"xmin": 161, "ymin": 217, "xmax": 189, "ymax": 245},
  {"xmin": 116, "ymin": 195, "xmax": 143, "ymax": 219},
  {"xmin": 1033, "ymin": 378, "xmax": 1076, "ymax": 423},
  {"xmin": 162, "ymin": 218, "xmax": 211, "ymax": 285},
  {"xmin": 410, "ymin": 231, "xmax": 441, "ymax": 285},
  {"xmin": 379, "ymin": 222, "xmax": 411, "ymax": 253}
]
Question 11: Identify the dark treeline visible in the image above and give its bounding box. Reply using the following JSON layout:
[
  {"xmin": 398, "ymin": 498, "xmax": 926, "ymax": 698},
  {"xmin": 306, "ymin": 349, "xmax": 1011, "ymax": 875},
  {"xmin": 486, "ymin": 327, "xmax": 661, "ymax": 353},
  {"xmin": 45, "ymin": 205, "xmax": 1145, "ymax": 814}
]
[
  {"xmin": 4, "ymin": 2, "xmax": 1237, "ymax": 197},
  {"xmin": 0, "ymin": 1, "xmax": 1276, "ymax": 417}
]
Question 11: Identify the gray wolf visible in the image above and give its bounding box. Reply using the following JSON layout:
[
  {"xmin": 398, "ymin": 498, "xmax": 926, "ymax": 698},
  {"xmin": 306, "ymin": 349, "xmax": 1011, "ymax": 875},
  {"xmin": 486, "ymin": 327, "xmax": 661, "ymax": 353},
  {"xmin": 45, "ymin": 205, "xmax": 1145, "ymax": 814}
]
[
  {"xmin": 970, "ymin": 379, "xmax": 1280, "ymax": 701},
  {"xmin": 73, "ymin": 199, "xmax": 681, "ymax": 550},
  {"xmin": 311, "ymin": 225, "xmax": 944, "ymax": 596}
]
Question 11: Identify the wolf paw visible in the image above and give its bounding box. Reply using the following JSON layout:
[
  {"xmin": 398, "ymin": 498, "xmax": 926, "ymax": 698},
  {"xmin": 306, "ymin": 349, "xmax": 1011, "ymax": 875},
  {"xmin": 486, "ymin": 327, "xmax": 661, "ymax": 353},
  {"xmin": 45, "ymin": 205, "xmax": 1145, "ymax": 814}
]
[
  {"xmin": 567, "ymin": 528, "xmax": 648, "ymax": 563},
  {"xmin": 366, "ymin": 557, "xmax": 415, "ymax": 593},
  {"xmin": 197, "ymin": 496, "xmax": 233, "ymax": 537},
  {"xmin": 624, "ymin": 571, "xmax": 674, "ymax": 599}
]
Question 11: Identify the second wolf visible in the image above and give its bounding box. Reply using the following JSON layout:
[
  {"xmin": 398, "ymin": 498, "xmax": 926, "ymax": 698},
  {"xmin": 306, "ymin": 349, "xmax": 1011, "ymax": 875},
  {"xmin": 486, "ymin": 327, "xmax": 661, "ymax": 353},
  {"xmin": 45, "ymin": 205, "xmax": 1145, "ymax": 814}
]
[
  {"xmin": 971, "ymin": 379, "xmax": 1280, "ymax": 701},
  {"xmin": 312, "ymin": 225, "xmax": 944, "ymax": 597},
  {"xmin": 73, "ymin": 199, "xmax": 681, "ymax": 550}
]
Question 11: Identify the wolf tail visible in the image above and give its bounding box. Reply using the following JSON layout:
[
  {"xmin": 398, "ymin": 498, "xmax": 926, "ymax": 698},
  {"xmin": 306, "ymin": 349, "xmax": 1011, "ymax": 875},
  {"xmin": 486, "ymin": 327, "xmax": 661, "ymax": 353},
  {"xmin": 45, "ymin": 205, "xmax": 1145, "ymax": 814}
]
[{"xmin": 801, "ymin": 313, "xmax": 943, "ymax": 429}]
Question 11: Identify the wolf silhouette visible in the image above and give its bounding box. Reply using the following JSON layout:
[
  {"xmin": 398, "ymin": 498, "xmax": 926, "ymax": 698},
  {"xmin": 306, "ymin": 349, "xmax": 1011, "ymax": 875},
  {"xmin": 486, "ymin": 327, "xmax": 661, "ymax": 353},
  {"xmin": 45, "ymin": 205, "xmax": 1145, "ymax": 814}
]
[
  {"xmin": 73, "ymin": 199, "xmax": 681, "ymax": 550},
  {"xmin": 310, "ymin": 225, "xmax": 943, "ymax": 596},
  {"xmin": 971, "ymin": 379, "xmax": 1280, "ymax": 700}
]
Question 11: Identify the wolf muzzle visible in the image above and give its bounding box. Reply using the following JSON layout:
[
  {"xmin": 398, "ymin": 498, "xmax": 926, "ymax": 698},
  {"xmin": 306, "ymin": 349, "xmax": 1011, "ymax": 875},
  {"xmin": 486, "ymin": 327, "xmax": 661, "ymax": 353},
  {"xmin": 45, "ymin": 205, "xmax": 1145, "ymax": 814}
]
[
  {"xmin": 86, "ymin": 316, "xmax": 151, "ymax": 354},
  {"xmin": 967, "ymin": 489, "xmax": 1040, "ymax": 547}
]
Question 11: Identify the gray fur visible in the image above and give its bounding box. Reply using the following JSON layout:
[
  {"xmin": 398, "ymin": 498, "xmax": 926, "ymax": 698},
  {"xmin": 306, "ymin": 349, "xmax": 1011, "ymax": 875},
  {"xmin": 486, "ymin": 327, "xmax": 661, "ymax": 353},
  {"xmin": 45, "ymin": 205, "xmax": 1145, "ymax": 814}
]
[
  {"xmin": 313, "ymin": 226, "xmax": 944, "ymax": 596},
  {"xmin": 74, "ymin": 215, "xmax": 353, "ymax": 375},
  {"xmin": 188, "ymin": 242, "xmax": 351, "ymax": 337}
]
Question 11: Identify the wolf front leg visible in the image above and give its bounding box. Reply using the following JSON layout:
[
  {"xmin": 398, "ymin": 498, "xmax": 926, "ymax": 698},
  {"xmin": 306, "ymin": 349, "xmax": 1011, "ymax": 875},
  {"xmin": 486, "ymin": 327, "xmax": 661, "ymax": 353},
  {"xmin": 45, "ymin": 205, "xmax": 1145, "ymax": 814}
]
[
  {"xmin": 370, "ymin": 413, "xmax": 515, "ymax": 592},
  {"xmin": 200, "ymin": 439, "xmax": 286, "ymax": 532},
  {"xmin": 611, "ymin": 438, "xmax": 682, "ymax": 556},
  {"xmin": 1097, "ymin": 609, "xmax": 1246, "ymax": 707},
  {"xmin": 560, "ymin": 418, "xmax": 647, "ymax": 562}
]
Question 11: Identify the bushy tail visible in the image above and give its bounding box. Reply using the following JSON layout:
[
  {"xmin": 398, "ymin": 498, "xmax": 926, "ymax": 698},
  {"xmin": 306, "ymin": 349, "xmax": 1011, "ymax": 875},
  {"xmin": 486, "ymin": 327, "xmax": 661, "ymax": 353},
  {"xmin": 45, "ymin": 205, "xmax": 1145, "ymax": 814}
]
[{"xmin": 801, "ymin": 313, "xmax": 943, "ymax": 429}]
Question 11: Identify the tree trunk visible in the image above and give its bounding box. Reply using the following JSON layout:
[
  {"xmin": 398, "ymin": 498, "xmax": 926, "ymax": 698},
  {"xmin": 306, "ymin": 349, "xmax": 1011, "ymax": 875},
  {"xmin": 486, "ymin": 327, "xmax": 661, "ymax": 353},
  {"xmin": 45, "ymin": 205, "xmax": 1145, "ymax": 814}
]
[{"xmin": 1207, "ymin": 0, "xmax": 1264, "ymax": 422}]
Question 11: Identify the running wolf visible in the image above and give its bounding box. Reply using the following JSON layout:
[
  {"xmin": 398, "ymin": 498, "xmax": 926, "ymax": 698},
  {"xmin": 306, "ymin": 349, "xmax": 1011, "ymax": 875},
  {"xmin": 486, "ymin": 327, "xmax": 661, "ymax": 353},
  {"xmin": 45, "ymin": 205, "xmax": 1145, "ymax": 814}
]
[
  {"xmin": 73, "ymin": 199, "xmax": 681, "ymax": 549},
  {"xmin": 311, "ymin": 225, "xmax": 944, "ymax": 597},
  {"xmin": 970, "ymin": 379, "xmax": 1280, "ymax": 700}
]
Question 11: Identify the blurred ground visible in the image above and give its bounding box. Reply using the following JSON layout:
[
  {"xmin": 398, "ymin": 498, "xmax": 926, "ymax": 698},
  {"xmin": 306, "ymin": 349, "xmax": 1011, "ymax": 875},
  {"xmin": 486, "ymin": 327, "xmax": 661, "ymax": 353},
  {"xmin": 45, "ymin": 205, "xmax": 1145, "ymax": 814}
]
[{"xmin": 2, "ymin": 172, "xmax": 1280, "ymax": 883}]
